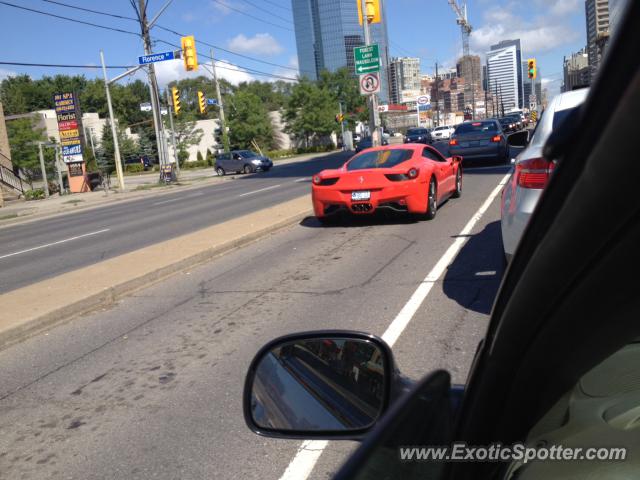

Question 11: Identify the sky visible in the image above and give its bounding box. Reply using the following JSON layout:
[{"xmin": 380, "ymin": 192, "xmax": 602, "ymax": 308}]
[{"xmin": 0, "ymin": 0, "xmax": 589, "ymax": 97}]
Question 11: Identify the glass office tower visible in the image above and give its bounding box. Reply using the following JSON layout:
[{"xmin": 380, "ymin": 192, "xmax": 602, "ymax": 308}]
[{"xmin": 292, "ymin": 0, "xmax": 391, "ymax": 102}]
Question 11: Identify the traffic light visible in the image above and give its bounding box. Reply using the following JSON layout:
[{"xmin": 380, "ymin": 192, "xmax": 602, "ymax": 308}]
[
  {"xmin": 527, "ymin": 58, "xmax": 537, "ymax": 79},
  {"xmin": 171, "ymin": 86, "xmax": 181, "ymax": 115},
  {"xmin": 197, "ymin": 91, "xmax": 206, "ymax": 114},
  {"xmin": 357, "ymin": 0, "xmax": 381, "ymax": 25},
  {"xmin": 181, "ymin": 35, "xmax": 198, "ymax": 72},
  {"xmin": 335, "ymin": 113, "xmax": 344, "ymax": 123}
]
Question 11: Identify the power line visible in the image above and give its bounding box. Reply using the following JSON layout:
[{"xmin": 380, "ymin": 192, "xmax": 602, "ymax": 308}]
[
  {"xmin": 0, "ymin": 0, "xmax": 141, "ymax": 36},
  {"xmin": 260, "ymin": 0, "xmax": 291, "ymax": 12},
  {"xmin": 39, "ymin": 0, "xmax": 138, "ymax": 21},
  {"xmin": 238, "ymin": 0, "xmax": 292, "ymax": 24},
  {"xmin": 31, "ymin": 0, "xmax": 305, "ymax": 77},
  {"xmin": 154, "ymin": 39, "xmax": 298, "ymax": 81},
  {"xmin": 210, "ymin": 0, "xmax": 293, "ymax": 31},
  {"xmin": 154, "ymin": 25, "xmax": 305, "ymax": 75},
  {"xmin": 0, "ymin": 61, "xmax": 135, "ymax": 69}
]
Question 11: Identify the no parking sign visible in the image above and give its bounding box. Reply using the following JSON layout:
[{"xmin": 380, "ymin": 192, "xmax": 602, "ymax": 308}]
[{"xmin": 359, "ymin": 73, "xmax": 381, "ymax": 95}]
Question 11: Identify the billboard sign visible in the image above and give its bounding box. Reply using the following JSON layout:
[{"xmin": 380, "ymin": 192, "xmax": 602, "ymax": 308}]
[{"xmin": 53, "ymin": 92, "xmax": 85, "ymax": 164}]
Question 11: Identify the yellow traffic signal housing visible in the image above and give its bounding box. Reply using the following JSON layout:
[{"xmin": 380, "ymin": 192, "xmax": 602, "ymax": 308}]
[
  {"xmin": 181, "ymin": 35, "xmax": 198, "ymax": 72},
  {"xmin": 357, "ymin": 0, "xmax": 381, "ymax": 25},
  {"xmin": 527, "ymin": 58, "xmax": 537, "ymax": 79},
  {"xmin": 335, "ymin": 113, "xmax": 344, "ymax": 123},
  {"xmin": 198, "ymin": 91, "xmax": 206, "ymax": 114},
  {"xmin": 171, "ymin": 87, "xmax": 181, "ymax": 115}
]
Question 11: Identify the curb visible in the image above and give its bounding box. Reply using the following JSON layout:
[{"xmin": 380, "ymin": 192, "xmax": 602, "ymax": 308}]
[{"xmin": 0, "ymin": 202, "xmax": 313, "ymax": 350}]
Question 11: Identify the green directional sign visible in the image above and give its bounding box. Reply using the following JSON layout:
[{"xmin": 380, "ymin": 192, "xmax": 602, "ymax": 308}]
[{"xmin": 354, "ymin": 44, "xmax": 380, "ymax": 74}]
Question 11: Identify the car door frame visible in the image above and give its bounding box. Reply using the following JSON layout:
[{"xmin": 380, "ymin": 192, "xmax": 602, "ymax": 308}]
[{"xmin": 422, "ymin": 146, "xmax": 454, "ymax": 197}]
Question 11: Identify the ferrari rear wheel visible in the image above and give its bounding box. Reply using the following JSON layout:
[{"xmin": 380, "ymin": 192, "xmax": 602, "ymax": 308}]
[
  {"xmin": 425, "ymin": 178, "xmax": 437, "ymax": 220},
  {"xmin": 452, "ymin": 169, "xmax": 462, "ymax": 198}
]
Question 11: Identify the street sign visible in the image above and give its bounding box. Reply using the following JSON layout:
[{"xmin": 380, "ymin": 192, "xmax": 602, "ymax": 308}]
[
  {"xmin": 138, "ymin": 50, "xmax": 175, "ymax": 65},
  {"xmin": 206, "ymin": 98, "xmax": 218, "ymax": 105},
  {"xmin": 417, "ymin": 95, "xmax": 430, "ymax": 105},
  {"xmin": 418, "ymin": 104, "xmax": 431, "ymax": 111},
  {"xmin": 354, "ymin": 44, "xmax": 380, "ymax": 74},
  {"xmin": 529, "ymin": 102, "xmax": 537, "ymax": 111},
  {"xmin": 378, "ymin": 104, "xmax": 389, "ymax": 113},
  {"xmin": 359, "ymin": 72, "xmax": 381, "ymax": 95},
  {"xmin": 160, "ymin": 107, "xmax": 168, "ymax": 116},
  {"xmin": 530, "ymin": 111, "xmax": 537, "ymax": 122},
  {"xmin": 140, "ymin": 102, "xmax": 152, "ymax": 112},
  {"xmin": 529, "ymin": 94, "xmax": 537, "ymax": 103}
]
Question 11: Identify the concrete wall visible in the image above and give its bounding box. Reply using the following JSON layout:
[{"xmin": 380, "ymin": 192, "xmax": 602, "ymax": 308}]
[
  {"xmin": 167, "ymin": 118, "xmax": 221, "ymax": 163},
  {"xmin": 0, "ymin": 102, "xmax": 12, "ymax": 170}
]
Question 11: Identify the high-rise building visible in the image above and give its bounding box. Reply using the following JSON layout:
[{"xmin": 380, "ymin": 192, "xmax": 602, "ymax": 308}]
[
  {"xmin": 292, "ymin": 0, "xmax": 391, "ymax": 101},
  {"xmin": 561, "ymin": 48, "xmax": 590, "ymax": 92},
  {"xmin": 389, "ymin": 57, "xmax": 421, "ymax": 104},
  {"xmin": 456, "ymin": 55, "xmax": 483, "ymax": 112},
  {"xmin": 609, "ymin": 0, "xmax": 627, "ymax": 36},
  {"xmin": 585, "ymin": 0, "xmax": 609, "ymax": 81},
  {"xmin": 486, "ymin": 40, "xmax": 522, "ymax": 112}
]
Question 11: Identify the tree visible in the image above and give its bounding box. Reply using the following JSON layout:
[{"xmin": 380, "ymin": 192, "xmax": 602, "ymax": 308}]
[
  {"xmin": 196, "ymin": 150, "xmax": 204, "ymax": 162},
  {"xmin": 284, "ymin": 78, "xmax": 336, "ymax": 147},
  {"xmin": 171, "ymin": 119, "xmax": 203, "ymax": 165},
  {"xmin": 5, "ymin": 117, "xmax": 48, "ymax": 187},
  {"xmin": 97, "ymin": 124, "xmax": 138, "ymax": 174},
  {"xmin": 228, "ymin": 90, "xmax": 275, "ymax": 150},
  {"xmin": 318, "ymin": 68, "xmax": 368, "ymax": 126}
]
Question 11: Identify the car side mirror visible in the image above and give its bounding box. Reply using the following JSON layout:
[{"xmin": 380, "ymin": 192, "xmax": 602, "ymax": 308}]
[
  {"xmin": 452, "ymin": 155, "xmax": 463, "ymax": 163},
  {"xmin": 243, "ymin": 331, "xmax": 396, "ymax": 440},
  {"xmin": 507, "ymin": 130, "xmax": 529, "ymax": 147}
]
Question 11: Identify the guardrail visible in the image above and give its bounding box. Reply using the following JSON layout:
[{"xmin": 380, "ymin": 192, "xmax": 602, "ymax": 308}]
[{"xmin": 0, "ymin": 164, "xmax": 24, "ymax": 194}]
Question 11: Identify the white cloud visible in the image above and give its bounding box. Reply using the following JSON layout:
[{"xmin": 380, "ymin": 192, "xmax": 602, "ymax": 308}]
[
  {"xmin": 227, "ymin": 33, "xmax": 284, "ymax": 56},
  {"xmin": 154, "ymin": 58, "xmax": 253, "ymax": 87},
  {"xmin": 210, "ymin": 0, "xmax": 243, "ymax": 15},
  {"xmin": 0, "ymin": 68, "xmax": 16, "ymax": 81},
  {"xmin": 470, "ymin": 5, "xmax": 580, "ymax": 54},
  {"xmin": 268, "ymin": 56, "xmax": 300, "ymax": 83},
  {"xmin": 534, "ymin": 0, "xmax": 582, "ymax": 16}
]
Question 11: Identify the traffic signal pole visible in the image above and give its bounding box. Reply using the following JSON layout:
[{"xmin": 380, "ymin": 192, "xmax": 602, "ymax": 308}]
[
  {"xmin": 360, "ymin": 0, "xmax": 381, "ymax": 147},
  {"xmin": 165, "ymin": 89, "xmax": 180, "ymax": 174},
  {"xmin": 100, "ymin": 50, "xmax": 125, "ymax": 191}
]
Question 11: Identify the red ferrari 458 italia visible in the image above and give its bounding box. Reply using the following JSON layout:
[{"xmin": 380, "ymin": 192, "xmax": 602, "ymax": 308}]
[{"xmin": 312, "ymin": 144, "xmax": 462, "ymax": 222}]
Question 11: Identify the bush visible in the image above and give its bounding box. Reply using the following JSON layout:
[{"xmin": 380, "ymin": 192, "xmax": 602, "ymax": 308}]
[
  {"xmin": 181, "ymin": 160, "xmax": 209, "ymax": 169},
  {"xmin": 294, "ymin": 145, "xmax": 336, "ymax": 154},
  {"xmin": 266, "ymin": 149, "xmax": 295, "ymax": 159},
  {"xmin": 125, "ymin": 163, "xmax": 144, "ymax": 173},
  {"xmin": 24, "ymin": 188, "xmax": 45, "ymax": 201}
]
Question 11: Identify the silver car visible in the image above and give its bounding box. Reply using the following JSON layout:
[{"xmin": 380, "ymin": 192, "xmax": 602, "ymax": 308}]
[{"xmin": 501, "ymin": 88, "xmax": 589, "ymax": 261}]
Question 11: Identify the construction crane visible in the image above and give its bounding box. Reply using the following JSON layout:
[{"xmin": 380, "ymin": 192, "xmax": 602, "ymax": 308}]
[{"xmin": 448, "ymin": 0, "xmax": 472, "ymax": 58}]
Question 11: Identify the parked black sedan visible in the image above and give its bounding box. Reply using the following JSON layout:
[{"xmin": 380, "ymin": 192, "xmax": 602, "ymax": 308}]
[
  {"xmin": 448, "ymin": 119, "xmax": 508, "ymax": 164},
  {"xmin": 215, "ymin": 150, "xmax": 273, "ymax": 175},
  {"xmin": 355, "ymin": 136, "xmax": 388, "ymax": 153},
  {"xmin": 404, "ymin": 127, "xmax": 432, "ymax": 144}
]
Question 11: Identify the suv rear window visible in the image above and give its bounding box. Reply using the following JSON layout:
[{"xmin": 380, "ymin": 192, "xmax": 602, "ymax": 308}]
[
  {"xmin": 347, "ymin": 149, "xmax": 413, "ymax": 171},
  {"xmin": 455, "ymin": 121, "xmax": 498, "ymax": 134},
  {"xmin": 407, "ymin": 128, "xmax": 428, "ymax": 135},
  {"xmin": 552, "ymin": 106, "xmax": 579, "ymax": 130}
]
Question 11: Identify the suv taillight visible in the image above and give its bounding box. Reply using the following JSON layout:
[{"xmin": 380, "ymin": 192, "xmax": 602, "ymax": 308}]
[
  {"xmin": 491, "ymin": 135, "xmax": 502, "ymax": 143},
  {"xmin": 449, "ymin": 138, "xmax": 458, "ymax": 146},
  {"xmin": 515, "ymin": 157, "xmax": 555, "ymax": 189}
]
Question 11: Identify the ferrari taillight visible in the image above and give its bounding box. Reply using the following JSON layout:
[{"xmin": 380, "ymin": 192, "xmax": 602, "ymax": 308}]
[
  {"xmin": 515, "ymin": 157, "xmax": 555, "ymax": 189},
  {"xmin": 313, "ymin": 175, "xmax": 322, "ymax": 185},
  {"xmin": 407, "ymin": 168, "xmax": 419, "ymax": 179},
  {"xmin": 449, "ymin": 138, "xmax": 458, "ymax": 146}
]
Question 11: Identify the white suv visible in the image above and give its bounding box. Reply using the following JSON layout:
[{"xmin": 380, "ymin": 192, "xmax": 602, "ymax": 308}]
[{"xmin": 431, "ymin": 125, "xmax": 455, "ymax": 140}]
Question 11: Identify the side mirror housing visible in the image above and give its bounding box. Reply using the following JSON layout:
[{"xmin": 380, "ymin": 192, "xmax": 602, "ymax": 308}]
[
  {"xmin": 243, "ymin": 331, "xmax": 398, "ymax": 440},
  {"xmin": 452, "ymin": 155, "xmax": 463, "ymax": 163},
  {"xmin": 507, "ymin": 130, "xmax": 530, "ymax": 148}
]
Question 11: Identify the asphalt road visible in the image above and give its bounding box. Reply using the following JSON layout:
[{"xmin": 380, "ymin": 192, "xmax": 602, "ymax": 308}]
[
  {"xmin": 0, "ymin": 163, "xmax": 511, "ymax": 480},
  {"xmin": 0, "ymin": 151, "xmax": 352, "ymax": 294}
]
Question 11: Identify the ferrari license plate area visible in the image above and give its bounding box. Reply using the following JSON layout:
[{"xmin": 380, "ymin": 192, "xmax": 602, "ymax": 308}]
[{"xmin": 351, "ymin": 191, "xmax": 371, "ymax": 201}]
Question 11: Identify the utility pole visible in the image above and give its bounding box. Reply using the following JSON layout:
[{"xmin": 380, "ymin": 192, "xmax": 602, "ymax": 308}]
[
  {"xmin": 434, "ymin": 61, "xmax": 440, "ymax": 127},
  {"xmin": 54, "ymin": 144, "xmax": 64, "ymax": 195},
  {"xmin": 338, "ymin": 101, "xmax": 346, "ymax": 150},
  {"xmin": 100, "ymin": 50, "xmax": 125, "ymax": 191},
  {"xmin": 210, "ymin": 49, "xmax": 230, "ymax": 153},
  {"xmin": 138, "ymin": 0, "xmax": 168, "ymax": 168},
  {"xmin": 165, "ymin": 89, "xmax": 180, "ymax": 174},
  {"xmin": 37, "ymin": 142, "xmax": 50, "ymax": 198},
  {"xmin": 360, "ymin": 0, "xmax": 381, "ymax": 146}
]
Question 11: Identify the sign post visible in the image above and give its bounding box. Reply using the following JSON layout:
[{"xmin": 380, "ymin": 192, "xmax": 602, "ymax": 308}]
[{"xmin": 356, "ymin": 0, "xmax": 381, "ymax": 146}]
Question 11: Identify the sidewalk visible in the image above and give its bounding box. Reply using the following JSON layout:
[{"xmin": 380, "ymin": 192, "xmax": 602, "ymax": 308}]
[{"xmin": 0, "ymin": 150, "xmax": 342, "ymax": 228}]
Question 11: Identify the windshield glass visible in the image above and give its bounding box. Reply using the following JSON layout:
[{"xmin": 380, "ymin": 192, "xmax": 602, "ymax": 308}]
[
  {"xmin": 237, "ymin": 150, "xmax": 257, "ymax": 157},
  {"xmin": 347, "ymin": 149, "xmax": 413, "ymax": 170},
  {"xmin": 455, "ymin": 122, "xmax": 498, "ymax": 134}
]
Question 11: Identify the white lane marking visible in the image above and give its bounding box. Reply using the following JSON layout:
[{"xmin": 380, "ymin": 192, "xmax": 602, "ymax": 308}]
[
  {"xmin": 237, "ymin": 184, "xmax": 281, "ymax": 197},
  {"xmin": 0, "ymin": 229, "xmax": 110, "ymax": 260},
  {"xmin": 278, "ymin": 173, "xmax": 511, "ymax": 480},
  {"xmin": 294, "ymin": 177, "xmax": 310, "ymax": 183},
  {"xmin": 153, "ymin": 192, "xmax": 204, "ymax": 206},
  {"xmin": 475, "ymin": 271, "xmax": 497, "ymax": 276}
]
